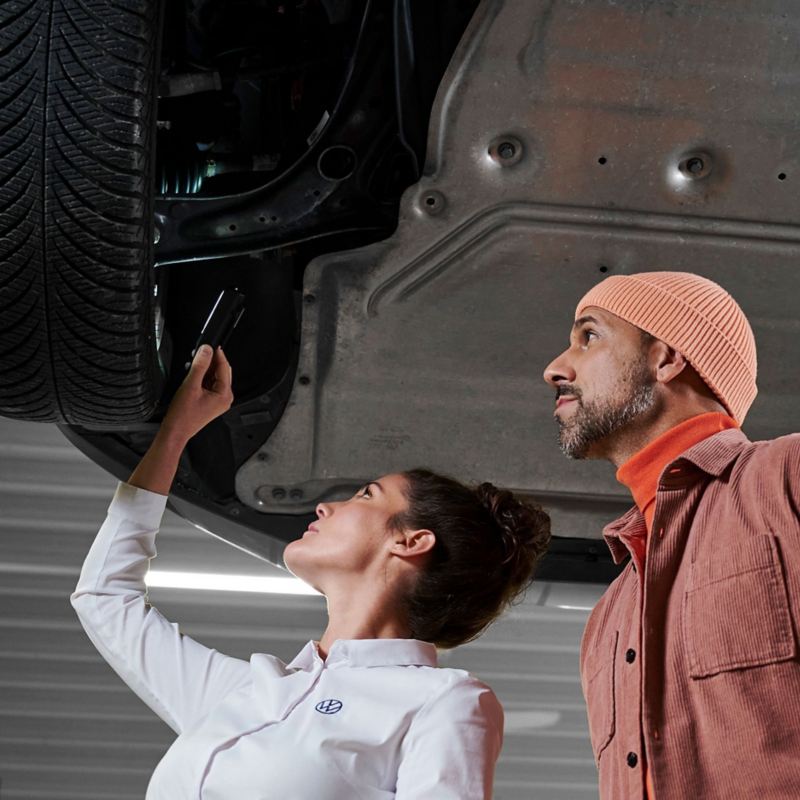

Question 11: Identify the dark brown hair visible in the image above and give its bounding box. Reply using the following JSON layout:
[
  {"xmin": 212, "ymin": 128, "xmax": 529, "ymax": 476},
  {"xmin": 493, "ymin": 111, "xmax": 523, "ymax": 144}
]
[{"xmin": 390, "ymin": 469, "xmax": 551, "ymax": 649}]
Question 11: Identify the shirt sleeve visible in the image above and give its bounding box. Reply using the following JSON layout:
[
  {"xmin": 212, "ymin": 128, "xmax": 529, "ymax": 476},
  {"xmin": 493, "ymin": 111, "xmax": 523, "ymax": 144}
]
[
  {"xmin": 70, "ymin": 481, "xmax": 251, "ymax": 734},
  {"xmin": 395, "ymin": 676, "xmax": 504, "ymax": 799}
]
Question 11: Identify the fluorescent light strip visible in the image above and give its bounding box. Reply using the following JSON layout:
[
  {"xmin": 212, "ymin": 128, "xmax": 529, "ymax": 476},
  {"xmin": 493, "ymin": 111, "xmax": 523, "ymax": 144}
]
[{"xmin": 146, "ymin": 569, "xmax": 321, "ymax": 596}]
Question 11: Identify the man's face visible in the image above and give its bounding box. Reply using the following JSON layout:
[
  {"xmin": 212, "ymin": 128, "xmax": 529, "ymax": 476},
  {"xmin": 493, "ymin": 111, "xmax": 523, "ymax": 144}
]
[{"xmin": 543, "ymin": 307, "xmax": 659, "ymax": 459}]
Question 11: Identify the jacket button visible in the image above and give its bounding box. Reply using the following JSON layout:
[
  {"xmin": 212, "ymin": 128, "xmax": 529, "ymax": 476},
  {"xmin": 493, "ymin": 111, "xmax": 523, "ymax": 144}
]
[
  {"xmin": 625, "ymin": 648, "xmax": 636, "ymax": 663},
  {"xmin": 627, "ymin": 752, "xmax": 638, "ymax": 768}
]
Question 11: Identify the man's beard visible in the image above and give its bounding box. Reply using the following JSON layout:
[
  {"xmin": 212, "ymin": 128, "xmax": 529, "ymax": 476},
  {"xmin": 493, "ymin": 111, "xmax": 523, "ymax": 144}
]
[{"xmin": 556, "ymin": 361, "xmax": 657, "ymax": 459}]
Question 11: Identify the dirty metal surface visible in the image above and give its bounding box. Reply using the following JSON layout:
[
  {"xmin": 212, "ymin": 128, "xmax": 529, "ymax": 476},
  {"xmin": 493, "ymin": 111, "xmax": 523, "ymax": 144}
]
[{"xmin": 237, "ymin": 0, "xmax": 800, "ymax": 529}]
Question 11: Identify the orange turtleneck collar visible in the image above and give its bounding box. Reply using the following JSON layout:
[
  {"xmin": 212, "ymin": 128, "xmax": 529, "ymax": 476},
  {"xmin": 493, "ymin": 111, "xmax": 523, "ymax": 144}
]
[{"xmin": 616, "ymin": 411, "xmax": 739, "ymax": 531}]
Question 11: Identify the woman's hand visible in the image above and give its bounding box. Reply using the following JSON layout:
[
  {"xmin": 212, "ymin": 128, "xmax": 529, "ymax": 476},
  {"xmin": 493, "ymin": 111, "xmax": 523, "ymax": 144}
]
[
  {"xmin": 127, "ymin": 345, "xmax": 234, "ymax": 495},
  {"xmin": 160, "ymin": 345, "xmax": 234, "ymax": 443}
]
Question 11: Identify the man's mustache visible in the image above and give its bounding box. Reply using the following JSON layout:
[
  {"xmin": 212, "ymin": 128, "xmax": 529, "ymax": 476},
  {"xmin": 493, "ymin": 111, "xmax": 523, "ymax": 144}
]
[{"xmin": 555, "ymin": 385, "xmax": 582, "ymax": 401}]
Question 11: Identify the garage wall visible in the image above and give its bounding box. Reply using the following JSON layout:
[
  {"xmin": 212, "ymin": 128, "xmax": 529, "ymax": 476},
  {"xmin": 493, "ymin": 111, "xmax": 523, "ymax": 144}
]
[{"xmin": 0, "ymin": 417, "xmax": 601, "ymax": 800}]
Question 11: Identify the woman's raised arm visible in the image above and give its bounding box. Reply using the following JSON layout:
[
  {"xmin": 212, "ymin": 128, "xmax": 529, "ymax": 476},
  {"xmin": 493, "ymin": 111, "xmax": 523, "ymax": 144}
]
[
  {"xmin": 71, "ymin": 346, "xmax": 250, "ymax": 733},
  {"xmin": 128, "ymin": 344, "xmax": 234, "ymax": 495}
]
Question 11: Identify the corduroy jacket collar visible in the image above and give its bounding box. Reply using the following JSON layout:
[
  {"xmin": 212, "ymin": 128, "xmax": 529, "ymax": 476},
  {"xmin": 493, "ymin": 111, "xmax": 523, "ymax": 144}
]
[{"xmin": 602, "ymin": 428, "xmax": 751, "ymax": 564}]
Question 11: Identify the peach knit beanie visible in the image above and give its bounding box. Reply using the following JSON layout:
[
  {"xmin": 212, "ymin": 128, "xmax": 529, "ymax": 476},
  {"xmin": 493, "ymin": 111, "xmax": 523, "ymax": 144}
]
[{"xmin": 575, "ymin": 271, "xmax": 757, "ymax": 424}]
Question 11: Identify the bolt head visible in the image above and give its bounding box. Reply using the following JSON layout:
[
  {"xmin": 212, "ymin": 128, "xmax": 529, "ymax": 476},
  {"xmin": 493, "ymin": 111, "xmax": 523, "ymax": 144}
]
[{"xmin": 498, "ymin": 142, "xmax": 516, "ymax": 159}]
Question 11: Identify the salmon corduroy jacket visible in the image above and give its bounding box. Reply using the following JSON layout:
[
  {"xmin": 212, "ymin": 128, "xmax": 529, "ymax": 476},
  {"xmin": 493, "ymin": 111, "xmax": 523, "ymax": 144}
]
[{"xmin": 580, "ymin": 428, "xmax": 800, "ymax": 800}]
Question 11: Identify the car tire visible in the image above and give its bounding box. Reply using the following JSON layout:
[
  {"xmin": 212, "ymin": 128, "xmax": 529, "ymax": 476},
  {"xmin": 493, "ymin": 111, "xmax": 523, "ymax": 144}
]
[{"xmin": 0, "ymin": 0, "xmax": 164, "ymax": 425}]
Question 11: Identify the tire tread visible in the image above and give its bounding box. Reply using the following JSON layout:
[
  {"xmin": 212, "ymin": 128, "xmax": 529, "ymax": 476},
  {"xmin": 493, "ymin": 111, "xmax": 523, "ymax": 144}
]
[{"xmin": 0, "ymin": 0, "xmax": 162, "ymax": 424}]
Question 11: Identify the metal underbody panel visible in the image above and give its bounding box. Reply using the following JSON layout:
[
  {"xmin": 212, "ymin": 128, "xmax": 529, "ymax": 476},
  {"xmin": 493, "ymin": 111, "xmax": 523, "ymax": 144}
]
[{"xmin": 237, "ymin": 0, "xmax": 800, "ymax": 533}]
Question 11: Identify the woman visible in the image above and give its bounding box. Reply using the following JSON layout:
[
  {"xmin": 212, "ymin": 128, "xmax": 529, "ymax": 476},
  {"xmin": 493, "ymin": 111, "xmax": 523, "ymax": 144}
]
[{"xmin": 72, "ymin": 345, "xmax": 551, "ymax": 799}]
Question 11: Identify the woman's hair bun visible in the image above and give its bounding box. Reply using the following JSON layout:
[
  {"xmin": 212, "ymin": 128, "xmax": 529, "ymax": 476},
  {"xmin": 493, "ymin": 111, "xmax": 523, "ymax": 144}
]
[
  {"xmin": 474, "ymin": 482, "xmax": 551, "ymax": 587},
  {"xmin": 397, "ymin": 468, "xmax": 552, "ymax": 649}
]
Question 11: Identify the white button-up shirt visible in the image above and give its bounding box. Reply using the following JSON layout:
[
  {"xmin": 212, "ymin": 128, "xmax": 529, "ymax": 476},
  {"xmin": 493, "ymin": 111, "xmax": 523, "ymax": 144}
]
[{"xmin": 71, "ymin": 482, "xmax": 504, "ymax": 799}]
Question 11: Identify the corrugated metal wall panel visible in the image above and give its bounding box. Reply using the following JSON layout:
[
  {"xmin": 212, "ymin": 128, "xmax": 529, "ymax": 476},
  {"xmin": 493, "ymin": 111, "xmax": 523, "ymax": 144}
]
[{"xmin": 0, "ymin": 418, "xmax": 599, "ymax": 799}]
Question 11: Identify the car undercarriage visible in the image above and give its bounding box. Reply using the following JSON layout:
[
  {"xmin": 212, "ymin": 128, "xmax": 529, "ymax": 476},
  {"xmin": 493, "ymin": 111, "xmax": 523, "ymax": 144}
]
[{"xmin": 2, "ymin": 0, "xmax": 798, "ymax": 584}]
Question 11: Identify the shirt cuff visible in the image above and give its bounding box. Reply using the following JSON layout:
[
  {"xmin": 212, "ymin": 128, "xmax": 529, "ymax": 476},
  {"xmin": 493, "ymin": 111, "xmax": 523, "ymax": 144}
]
[{"xmin": 107, "ymin": 481, "xmax": 170, "ymax": 530}]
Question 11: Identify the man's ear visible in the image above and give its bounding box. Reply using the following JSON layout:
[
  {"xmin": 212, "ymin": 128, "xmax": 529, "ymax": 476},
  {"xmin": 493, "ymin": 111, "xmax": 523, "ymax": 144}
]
[
  {"xmin": 392, "ymin": 528, "xmax": 436, "ymax": 559},
  {"xmin": 651, "ymin": 341, "xmax": 689, "ymax": 385}
]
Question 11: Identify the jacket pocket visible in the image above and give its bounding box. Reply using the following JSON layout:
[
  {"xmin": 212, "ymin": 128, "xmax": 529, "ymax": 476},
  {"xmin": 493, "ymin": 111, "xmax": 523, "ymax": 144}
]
[
  {"xmin": 584, "ymin": 631, "xmax": 618, "ymax": 762},
  {"xmin": 682, "ymin": 534, "xmax": 796, "ymax": 679}
]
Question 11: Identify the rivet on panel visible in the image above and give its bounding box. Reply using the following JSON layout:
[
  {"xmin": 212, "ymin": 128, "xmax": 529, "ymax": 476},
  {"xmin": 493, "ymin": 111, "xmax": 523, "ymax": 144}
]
[
  {"xmin": 677, "ymin": 153, "xmax": 712, "ymax": 180},
  {"xmin": 487, "ymin": 135, "xmax": 523, "ymax": 167},
  {"xmin": 420, "ymin": 191, "xmax": 446, "ymax": 215}
]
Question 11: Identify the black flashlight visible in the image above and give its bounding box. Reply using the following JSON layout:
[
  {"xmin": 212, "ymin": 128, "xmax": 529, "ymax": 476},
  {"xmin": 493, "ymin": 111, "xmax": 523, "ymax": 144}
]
[{"xmin": 184, "ymin": 288, "xmax": 246, "ymax": 371}]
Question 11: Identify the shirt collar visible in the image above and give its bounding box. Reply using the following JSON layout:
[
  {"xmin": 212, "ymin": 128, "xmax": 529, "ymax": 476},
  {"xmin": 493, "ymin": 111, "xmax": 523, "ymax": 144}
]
[
  {"xmin": 602, "ymin": 427, "xmax": 751, "ymax": 564},
  {"xmin": 674, "ymin": 426, "xmax": 750, "ymax": 477},
  {"xmin": 287, "ymin": 638, "xmax": 439, "ymax": 670}
]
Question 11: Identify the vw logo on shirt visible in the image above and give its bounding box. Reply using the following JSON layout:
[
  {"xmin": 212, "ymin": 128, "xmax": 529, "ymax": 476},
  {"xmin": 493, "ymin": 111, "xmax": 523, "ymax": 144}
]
[{"xmin": 315, "ymin": 698, "xmax": 343, "ymax": 715}]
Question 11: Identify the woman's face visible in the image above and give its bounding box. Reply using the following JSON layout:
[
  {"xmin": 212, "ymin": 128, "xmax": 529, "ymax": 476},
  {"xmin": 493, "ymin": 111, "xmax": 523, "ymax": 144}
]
[{"xmin": 283, "ymin": 473, "xmax": 413, "ymax": 592}]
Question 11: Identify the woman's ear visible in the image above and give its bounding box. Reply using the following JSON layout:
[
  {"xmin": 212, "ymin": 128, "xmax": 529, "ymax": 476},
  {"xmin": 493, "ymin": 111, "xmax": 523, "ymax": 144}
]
[{"xmin": 391, "ymin": 528, "xmax": 436, "ymax": 560}]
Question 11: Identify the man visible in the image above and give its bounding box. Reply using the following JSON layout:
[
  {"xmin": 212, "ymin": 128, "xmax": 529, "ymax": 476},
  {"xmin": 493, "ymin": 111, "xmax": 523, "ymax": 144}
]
[{"xmin": 542, "ymin": 271, "xmax": 799, "ymax": 799}]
